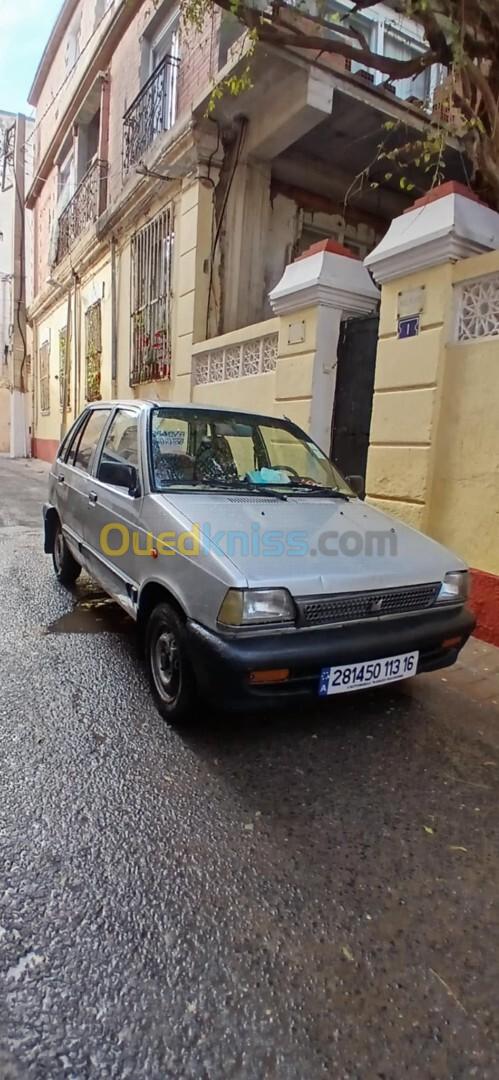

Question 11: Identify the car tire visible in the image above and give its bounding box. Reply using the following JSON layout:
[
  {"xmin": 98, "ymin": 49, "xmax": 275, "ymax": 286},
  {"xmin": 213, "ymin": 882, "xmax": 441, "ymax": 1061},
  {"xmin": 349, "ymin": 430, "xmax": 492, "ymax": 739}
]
[
  {"xmin": 52, "ymin": 521, "xmax": 81, "ymax": 586},
  {"xmin": 145, "ymin": 602, "xmax": 196, "ymax": 724}
]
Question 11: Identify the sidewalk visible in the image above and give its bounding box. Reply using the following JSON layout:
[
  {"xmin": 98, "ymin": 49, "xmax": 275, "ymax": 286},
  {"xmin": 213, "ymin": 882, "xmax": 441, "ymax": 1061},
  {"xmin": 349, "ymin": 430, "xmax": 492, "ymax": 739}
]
[{"xmin": 427, "ymin": 636, "xmax": 499, "ymax": 709}]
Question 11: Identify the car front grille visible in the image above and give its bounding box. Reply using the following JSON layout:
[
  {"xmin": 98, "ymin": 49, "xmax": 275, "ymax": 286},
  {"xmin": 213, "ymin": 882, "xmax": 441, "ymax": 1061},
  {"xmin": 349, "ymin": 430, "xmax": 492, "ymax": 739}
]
[{"xmin": 297, "ymin": 582, "xmax": 441, "ymax": 627}]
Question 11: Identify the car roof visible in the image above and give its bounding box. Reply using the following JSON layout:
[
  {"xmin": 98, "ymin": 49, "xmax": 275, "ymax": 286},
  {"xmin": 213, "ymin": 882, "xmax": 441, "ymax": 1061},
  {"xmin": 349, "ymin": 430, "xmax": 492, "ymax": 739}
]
[{"xmin": 89, "ymin": 400, "xmax": 283, "ymax": 423}]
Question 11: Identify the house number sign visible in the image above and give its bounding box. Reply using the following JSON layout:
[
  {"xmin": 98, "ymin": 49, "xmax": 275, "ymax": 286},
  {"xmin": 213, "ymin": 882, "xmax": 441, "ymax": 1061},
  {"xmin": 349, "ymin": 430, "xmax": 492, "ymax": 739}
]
[{"xmin": 398, "ymin": 315, "xmax": 420, "ymax": 339}]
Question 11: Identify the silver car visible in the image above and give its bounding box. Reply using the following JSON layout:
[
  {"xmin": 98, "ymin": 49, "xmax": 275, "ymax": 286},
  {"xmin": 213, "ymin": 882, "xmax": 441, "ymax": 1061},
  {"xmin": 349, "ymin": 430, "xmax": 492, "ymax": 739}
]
[{"xmin": 44, "ymin": 400, "xmax": 474, "ymax": 722}]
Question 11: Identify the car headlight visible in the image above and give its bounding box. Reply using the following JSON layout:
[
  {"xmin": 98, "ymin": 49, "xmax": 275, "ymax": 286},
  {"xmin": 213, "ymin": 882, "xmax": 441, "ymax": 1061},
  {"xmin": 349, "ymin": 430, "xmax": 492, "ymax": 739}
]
[
  {"xmin": 436, "ymin": 570, "xmax": 469, "ymax": 604},
  {"xmin": 217, "ymin": 588, "xmax": 295, "ymax": 627}
]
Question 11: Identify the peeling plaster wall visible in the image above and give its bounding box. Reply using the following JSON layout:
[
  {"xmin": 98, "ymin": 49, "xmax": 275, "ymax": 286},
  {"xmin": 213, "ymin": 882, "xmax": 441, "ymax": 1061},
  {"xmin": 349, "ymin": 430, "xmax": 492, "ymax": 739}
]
[
  {"xmin": 35, "ymin": 167, "xmax": 58, "ymax": 294},
  {"xmin": 34, "ymin": 0, "xmax": 117, "ymax": 167}
]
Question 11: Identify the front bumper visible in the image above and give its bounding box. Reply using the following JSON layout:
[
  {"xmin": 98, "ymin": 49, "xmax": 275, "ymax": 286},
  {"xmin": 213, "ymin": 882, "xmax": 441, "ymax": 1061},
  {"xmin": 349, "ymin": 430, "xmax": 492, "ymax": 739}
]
[{"xmin": 186, "ymin": 605, "xmax": 475, "ymax": 710}]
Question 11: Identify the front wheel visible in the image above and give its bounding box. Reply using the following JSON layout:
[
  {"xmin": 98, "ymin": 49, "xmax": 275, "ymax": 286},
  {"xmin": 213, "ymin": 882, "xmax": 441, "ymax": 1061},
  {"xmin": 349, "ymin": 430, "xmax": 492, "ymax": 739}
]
[
  {"xmin": 145, "ymin": 602, "xmax": 196, "ymax": 723},
  {"xmin": 52, "ymin": 522, "xmax": 81, "ymax": 586}
]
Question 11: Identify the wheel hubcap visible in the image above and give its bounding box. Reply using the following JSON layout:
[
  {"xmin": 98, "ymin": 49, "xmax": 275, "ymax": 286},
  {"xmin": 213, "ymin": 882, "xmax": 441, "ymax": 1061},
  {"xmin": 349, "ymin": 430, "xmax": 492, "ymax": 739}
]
[{"xmin": 152, "ymin": 629, "xmax": 181, "ymax": 704}]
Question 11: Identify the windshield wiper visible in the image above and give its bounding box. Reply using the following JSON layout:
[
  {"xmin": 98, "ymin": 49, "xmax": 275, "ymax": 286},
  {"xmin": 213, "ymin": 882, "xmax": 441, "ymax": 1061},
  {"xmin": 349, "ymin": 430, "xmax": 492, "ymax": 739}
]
[
  {"xmin": 160, "ymin": 478, "xmax": 288, "ymax": 500},
  {"xmin": 285, "ymin": 483, "xmax": 350, "ymax": 501}
]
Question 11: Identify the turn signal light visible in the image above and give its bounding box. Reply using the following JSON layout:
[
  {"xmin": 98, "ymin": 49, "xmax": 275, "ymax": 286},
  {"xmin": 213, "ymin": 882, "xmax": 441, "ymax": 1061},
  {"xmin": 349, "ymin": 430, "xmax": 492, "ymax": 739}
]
[
  {"xmin": 442, "ymin": 636, "xmax": 463, "ymax": 649},
  {"xmin": 248, "ymin": 669, "xmax": 290, "ymax": 685}
]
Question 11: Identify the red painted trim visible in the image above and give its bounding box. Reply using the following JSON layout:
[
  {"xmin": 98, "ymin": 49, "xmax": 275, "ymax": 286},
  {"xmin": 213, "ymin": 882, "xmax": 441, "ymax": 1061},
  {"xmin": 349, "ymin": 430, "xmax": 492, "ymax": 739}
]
[
  {"xmin": 469, "ymin": 568, "xmax": 499, "ymax": 648},
  {"xmin": 405, "ymin": 181, "xmax": 483, "ymax": 213},
  {"xmin": 32, "ymin": 437, "xmax": 60, "ymax": 463},
  {"xmin": 296, "ymin": 238, "xmax": 360, "ymax": 261}
]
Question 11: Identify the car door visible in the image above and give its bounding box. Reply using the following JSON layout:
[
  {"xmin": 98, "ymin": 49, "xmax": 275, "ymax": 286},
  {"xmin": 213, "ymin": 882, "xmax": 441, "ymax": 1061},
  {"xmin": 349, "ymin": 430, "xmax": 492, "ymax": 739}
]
[
  {"xmin": 50, "ymin": 411, "xmax": 89, "ymax": 558},
  {"xmin": 83, "ymin": 407, "xmax": 145, "ymax": 614},
  {"xmin": 54, "ymin": 407, "xmax": 112, "ymax": 562}
]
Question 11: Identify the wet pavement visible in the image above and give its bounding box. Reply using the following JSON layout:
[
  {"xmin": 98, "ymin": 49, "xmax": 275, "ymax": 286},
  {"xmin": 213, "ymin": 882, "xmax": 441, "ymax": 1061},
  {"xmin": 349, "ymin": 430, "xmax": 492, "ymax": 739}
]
[{"xmin": 1, "ymin": 457, "xmax": 499, "ymax": 1079}]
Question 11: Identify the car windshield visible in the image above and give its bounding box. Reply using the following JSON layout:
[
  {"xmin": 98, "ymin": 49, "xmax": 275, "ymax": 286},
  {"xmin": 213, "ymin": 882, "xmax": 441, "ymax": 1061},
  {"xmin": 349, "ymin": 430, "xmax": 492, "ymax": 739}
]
[{"xmin": 150, "ymin": 408, "xmax": 352, "ymax": 496}]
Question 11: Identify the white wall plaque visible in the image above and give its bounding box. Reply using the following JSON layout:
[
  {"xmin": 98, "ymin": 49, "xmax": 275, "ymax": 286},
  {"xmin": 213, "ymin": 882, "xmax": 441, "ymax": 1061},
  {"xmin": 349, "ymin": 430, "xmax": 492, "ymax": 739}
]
[
  {"xmin": 397, "ymin": 286, "xmax": 426, "ymax": 318},
  {"xmin": 287, "ymin": 320, "xmax": 306, "ymax": 346}
]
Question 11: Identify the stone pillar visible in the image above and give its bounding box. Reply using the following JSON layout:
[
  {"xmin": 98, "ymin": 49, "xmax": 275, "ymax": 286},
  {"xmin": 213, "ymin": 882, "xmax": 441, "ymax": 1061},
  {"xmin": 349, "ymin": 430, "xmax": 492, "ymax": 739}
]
[
  {"xmin": 172, "ymin": 176, "xmax": 214, "ymax": 403},
  {"xmin": 364, "ymin": 181, "xmax": 499, "ymax": 530},
  {"xmin": 269, "ymin": 239, "xmax": 379, "ymax": 452}
]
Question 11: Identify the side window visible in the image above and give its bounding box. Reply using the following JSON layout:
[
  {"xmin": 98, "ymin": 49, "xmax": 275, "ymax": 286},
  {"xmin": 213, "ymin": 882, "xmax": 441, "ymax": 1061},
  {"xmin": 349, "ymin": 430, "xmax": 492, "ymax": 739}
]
[
  {"xmin": 97, "ymin": 410, "xmax": 140, "ymax": 478},
  {"xmin": 72, "ymin": 409, "xmax": 111, "ymax": 473},
  {"xmin": 57, "ymin": 415, "xmax": 85, "ymax": 462},
  {"xmin": 65, "ymin": 412, "xmax": 90, "ymax": 466}
]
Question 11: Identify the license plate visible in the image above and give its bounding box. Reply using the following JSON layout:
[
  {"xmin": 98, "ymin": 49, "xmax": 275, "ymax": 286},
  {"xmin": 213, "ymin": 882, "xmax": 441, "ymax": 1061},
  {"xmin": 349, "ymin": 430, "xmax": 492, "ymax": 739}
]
[{"xmin": 319, "ymin": 650, "xmax": 419, "ymax": 696}]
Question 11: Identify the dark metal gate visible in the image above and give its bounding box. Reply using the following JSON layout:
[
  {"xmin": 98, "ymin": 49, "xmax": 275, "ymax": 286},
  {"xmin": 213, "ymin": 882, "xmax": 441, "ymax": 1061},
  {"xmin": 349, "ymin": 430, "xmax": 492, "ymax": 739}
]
[{"xmin": 330, "ymin": 312, "xmax": 379, "ymax": 483}]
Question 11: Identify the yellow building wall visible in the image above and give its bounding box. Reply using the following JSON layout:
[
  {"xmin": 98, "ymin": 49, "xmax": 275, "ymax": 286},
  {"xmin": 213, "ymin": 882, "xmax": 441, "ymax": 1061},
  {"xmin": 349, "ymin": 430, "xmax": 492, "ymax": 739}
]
[
  {"xmin": 190, "ymin": 308, "xmax": 318, "ymax": 432},
  {"xmin": 430, "ymin": 341, "xmax": 499, "ymax": 574},
  {"xmin": 34, "ymin": 296, "xmax": 70, "ymax": 447},
  {"xmin": 33, "ymin": 255, "xmax": 112, "ymax": 453},
  {"xmin": 366, "ymin": 263, "xmax": 453, "ymax": 531},
  {"xmin": 366, "ymin": 246, "xmax": 499, "ymax": 578}
]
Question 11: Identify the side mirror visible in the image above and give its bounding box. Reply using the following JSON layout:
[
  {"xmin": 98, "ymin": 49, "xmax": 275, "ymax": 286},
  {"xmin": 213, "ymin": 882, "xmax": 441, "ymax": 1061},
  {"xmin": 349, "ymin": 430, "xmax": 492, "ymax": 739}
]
[
  {"xmin": 346, "ymin": 474, "xmax": 365, "ymax": 499},
  {"xmin": 99, "ymin": 460, "xmax": 141, "ymax": 496}
]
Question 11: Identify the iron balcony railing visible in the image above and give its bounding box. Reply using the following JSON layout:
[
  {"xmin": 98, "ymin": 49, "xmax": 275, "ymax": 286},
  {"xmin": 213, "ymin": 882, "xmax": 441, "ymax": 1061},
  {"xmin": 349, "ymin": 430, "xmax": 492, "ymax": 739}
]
[
  {"xmin": 57, "ymin": 158, "xmax": 108, "ymax": 263},
  {"xmin": 122, "ymin": 54, "xmax": 179, "ymax": 178}
]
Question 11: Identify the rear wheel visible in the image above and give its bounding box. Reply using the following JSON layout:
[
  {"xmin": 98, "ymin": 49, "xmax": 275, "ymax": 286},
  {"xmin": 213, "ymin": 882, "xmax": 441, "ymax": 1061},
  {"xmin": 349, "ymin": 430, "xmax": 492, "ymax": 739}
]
[
  {"xmin": 52, "ymin": 522, "xmax": 81, "ymax": 587},
  {"xmin": 145, "ymin": 602, "xmax": 196, "ymax": 724}
]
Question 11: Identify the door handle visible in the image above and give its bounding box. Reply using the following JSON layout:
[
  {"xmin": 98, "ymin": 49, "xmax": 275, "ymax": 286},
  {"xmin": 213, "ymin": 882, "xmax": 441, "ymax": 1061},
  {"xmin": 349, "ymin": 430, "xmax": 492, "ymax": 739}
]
[
  {"xmin": 57, "ymin": 473, "xmax": 65, "ymax": 483},
  {"xmin": 88, "ymin": 491, "xmax": 98, "ymax": 505}
]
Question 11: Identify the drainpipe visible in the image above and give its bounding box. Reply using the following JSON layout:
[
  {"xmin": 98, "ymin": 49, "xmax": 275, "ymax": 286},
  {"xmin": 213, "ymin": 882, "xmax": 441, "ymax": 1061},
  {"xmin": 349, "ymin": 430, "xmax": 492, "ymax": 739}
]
[{"xmin": 111, "ymin": 236, "xmax": 118, "ymax": 399}]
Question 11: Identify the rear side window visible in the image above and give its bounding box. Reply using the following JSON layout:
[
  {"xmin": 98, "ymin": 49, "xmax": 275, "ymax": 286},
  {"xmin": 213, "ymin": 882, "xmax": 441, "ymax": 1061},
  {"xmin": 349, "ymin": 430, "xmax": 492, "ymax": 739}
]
[
  {"xmin": 69, "ymin": 409, "xmax": 111, "ymax": 473},
  {"xmin": 58, "ymin": 414, "xmax": 87, "ymax": 462},
  {"xmin": 98, "ymin": 409, "xmax": 140, "ymax": 474}
]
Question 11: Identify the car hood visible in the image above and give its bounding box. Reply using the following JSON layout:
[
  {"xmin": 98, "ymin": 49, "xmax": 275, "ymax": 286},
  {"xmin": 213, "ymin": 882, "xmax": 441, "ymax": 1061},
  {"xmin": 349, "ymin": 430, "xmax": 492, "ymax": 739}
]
[{"xmin": 159, "ymin": 492, "xmax": 467, "ymax": 595}]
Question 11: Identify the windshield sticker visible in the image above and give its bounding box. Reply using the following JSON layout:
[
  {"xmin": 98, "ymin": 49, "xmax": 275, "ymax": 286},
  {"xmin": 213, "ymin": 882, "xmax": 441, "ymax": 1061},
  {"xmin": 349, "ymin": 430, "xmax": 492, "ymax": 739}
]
[{"xmin": 157, "ymin": 429, "xmax": 186, "ymax": 450}]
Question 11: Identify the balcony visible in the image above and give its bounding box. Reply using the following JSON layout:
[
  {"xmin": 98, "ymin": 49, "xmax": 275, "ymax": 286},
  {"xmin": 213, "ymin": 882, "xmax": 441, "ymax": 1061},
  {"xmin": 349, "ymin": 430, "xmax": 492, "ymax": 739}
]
[
  {"xmin": 122, "ymin": 54, "xmax": 179, "ymax": 178},
  {"xmin": 57, "ymin": 158, "xmax": 108, "ymax": 263}
]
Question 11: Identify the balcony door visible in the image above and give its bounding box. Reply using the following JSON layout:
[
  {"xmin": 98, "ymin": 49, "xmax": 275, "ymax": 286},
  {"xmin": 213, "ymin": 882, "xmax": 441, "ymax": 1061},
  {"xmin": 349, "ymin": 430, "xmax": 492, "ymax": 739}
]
[{"xmin": 149, "ymin": 9, "xmax": 180, "ymax": 134}]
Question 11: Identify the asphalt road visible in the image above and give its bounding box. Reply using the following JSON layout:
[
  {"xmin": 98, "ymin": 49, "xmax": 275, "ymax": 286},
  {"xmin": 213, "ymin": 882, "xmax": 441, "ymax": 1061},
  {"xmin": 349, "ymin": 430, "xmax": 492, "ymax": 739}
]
[{"xmin": 1, "ymin": 456, "xmax": 498, "ymax": 1079}]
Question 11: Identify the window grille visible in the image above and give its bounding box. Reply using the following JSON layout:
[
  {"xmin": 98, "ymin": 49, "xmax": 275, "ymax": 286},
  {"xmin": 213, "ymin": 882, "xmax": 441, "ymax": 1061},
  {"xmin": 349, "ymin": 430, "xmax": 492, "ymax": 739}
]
[
  {"xmin": 59, "ymin": 328, "xmax": 71, "ymax": 410},
  {"xmin": 455, "ymin": 274, "xmax": 499, "ymax": 341},
  {"xmin": 130, "ymin": 205, "xmax": 174, "ymax": 385},
  {"xmin": 85, "ymin": 301, "xmax": 102, "ymax": 401},
  {"xmin": 39, "ymin": 341, "xmax": 50, "ymax": 415}
]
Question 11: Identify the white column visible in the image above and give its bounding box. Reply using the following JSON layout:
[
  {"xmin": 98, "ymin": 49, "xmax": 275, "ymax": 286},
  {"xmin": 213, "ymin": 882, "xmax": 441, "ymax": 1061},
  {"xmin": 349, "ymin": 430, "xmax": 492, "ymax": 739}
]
[{"xmin": 269, "ymin": 240, "xmax": 379, "ymax": 451}]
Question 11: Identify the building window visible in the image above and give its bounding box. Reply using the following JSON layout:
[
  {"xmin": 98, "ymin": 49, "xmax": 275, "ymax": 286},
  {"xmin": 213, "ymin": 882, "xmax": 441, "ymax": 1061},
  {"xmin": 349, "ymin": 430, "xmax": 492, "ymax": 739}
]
[
  {"xmin": 65, "ymin": 18, "xmax": 81, "ymax": 70},
  {"xmin": 59, "ymin": 328, "xmax": 71, "ymax": 411},
  {"xmin": 149, "ymin": 9, "xmax": 180, "ymax": 76},
  {"xmin": 39, "ymin": 341, "xmax": 50, "ymax": 415},
  {"xmin": 130, "ymin": 206, "xmax": 174, "ymax": 386},
  {"xmin": 123, "ymin": 6, "xmax": 180, "ymax": 176},
  {"xmin": 58, "ymin": 147, "xmax": 75, "ymax": 212},
  {"xmin": 85, "ymin": 301, "xmax": 102, "ymax": 402}
]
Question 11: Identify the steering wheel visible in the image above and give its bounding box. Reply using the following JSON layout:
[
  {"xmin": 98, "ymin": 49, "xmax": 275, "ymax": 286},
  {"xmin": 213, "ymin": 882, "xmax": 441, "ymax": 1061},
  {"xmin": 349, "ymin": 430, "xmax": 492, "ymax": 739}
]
[{"xmin": 277, "ymin": 464, "xmax": 299, "ymax": 477}]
